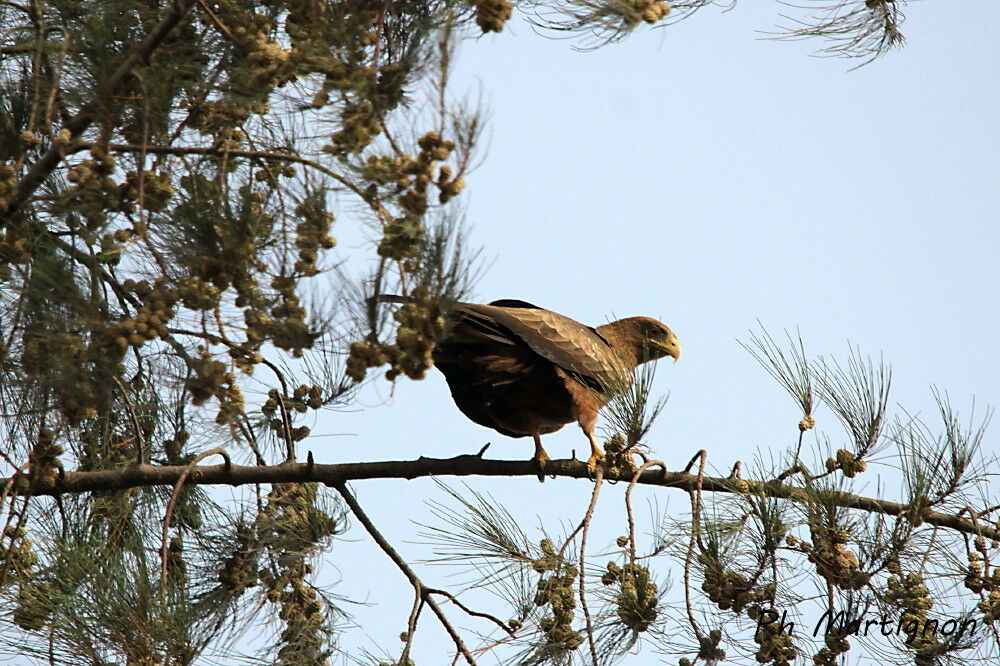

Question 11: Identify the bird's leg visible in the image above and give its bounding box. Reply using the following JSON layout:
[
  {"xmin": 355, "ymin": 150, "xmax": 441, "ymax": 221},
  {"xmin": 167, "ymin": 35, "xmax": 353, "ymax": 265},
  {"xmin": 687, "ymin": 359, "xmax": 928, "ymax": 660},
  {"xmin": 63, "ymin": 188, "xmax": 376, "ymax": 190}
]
[
  {"xmin": 585, "ymin": 429, "xmax": 605, "ymax": 474},
  {"xmin": 531, "ymin": 430, "xmax": 549, "ymax": 482}
]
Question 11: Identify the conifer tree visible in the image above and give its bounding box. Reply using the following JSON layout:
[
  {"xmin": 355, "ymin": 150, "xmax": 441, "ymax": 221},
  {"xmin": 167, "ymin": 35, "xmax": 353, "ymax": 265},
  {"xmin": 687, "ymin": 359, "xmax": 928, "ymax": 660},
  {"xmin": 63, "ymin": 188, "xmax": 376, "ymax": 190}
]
[{"xmin": 2, "ymin": 1, "xmax": 995, "ymax": 664}]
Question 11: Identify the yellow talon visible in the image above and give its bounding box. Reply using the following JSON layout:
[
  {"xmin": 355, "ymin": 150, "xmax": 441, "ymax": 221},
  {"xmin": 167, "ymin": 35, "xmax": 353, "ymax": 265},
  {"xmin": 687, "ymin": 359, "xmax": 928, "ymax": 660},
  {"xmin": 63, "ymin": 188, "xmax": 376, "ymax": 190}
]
[
  {"xmin": 532, "ymin": 432, "xmax": 550, "ymax": 482},
  {"xmin": 586, "ymin": 433, "xmax": 605, "ymax": 475},
  {"xmin": 586, "ymin": 452, "xmax": 605, "ymax": 474}
]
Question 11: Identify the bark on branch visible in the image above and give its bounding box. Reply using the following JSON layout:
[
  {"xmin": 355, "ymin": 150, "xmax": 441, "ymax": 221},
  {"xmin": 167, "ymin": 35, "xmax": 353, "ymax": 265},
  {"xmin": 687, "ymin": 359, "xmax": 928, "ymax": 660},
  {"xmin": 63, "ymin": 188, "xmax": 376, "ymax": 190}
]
[{"xmin": 4, "ymin": 454, "xmax": 998, "ymax": 541}]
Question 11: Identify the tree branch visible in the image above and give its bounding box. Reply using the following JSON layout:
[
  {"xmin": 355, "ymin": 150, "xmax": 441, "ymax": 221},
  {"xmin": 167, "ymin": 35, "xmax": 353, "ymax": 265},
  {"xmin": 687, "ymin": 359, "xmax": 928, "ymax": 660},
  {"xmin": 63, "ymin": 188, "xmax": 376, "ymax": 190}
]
[
  {"xmin": 425, "ymin": 588, "xmax": 516, "ymax": 638},
  {"xmin": 1, "ymin": 0, "xmax": 198, "ymax": 225},
  {"xmin": 103, "ymin": 143, "xmax": 350, "ymax": 187},
  {"xmin": 1, "ymin": 453, "xmax": 997, "ymax": 541},
  {"xmin": 95, "ymin": 142, "xmax": 394, "ymax": 223},
  {"xmin": 332, "ymin": 481, "xmax": 477, "ymax": 665},
  {"xmin": 159, "ymin": 448, "xmax": 230, "ymax": 590}
]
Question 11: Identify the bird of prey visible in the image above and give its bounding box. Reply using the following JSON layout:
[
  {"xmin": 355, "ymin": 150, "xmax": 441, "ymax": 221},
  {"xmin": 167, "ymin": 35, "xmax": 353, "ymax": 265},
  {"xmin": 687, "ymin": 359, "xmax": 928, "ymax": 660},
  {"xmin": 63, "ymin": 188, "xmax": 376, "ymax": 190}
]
[{"xmin": 430, "ymin": 299, "xmax": 680, "ymax": 476}]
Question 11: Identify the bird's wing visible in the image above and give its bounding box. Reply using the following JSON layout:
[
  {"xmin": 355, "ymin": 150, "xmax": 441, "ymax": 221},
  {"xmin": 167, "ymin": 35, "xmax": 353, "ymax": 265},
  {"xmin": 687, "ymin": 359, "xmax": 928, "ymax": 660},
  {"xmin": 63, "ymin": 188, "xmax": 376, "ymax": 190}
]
[
  {"xmin": 455, "ymin": 303, "xmax": 630, "ymax": 392},
  {"xmin": 445, "ymin": 303, "xmax": 523, "ymax": 347},
  {"xmin": 488, "ymin": 298, "xmax": 542, "ymax": 308}
]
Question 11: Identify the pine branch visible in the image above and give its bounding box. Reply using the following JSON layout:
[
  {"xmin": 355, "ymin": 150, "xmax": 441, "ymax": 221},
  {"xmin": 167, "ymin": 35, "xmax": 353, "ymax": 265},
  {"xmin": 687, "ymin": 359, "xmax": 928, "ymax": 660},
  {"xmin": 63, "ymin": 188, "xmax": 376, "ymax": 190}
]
[
  {"xmin": 332, "ymin": 480, "xmax": 477, "ymax": 665},
  {"xmin": 2, "ymin": 454, "xmax": 998, "ymax": 542},
  {"xmin": 0, "ymin": 0, "xmax": 198, "ymax": 225},
  {"xmin": 96, "ymin": 143, "xmax": 390, "ymax": 220}
]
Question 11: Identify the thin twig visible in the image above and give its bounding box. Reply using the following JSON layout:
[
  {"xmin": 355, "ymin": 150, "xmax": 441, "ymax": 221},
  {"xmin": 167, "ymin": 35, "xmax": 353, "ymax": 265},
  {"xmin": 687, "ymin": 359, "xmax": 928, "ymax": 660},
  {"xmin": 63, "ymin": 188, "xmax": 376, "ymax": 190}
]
[
  {"xmin": 159, "ymin": 447, "xmax": 230, "ymax": 590},
  {"xmin": 626, "ymin": 460, "xmax": 667, "ymax": 563},
  {"xmin": 690, "ymin": 451, "xmax": 707, "ymax": 552},
  {"xmin": 112, "ymin": 376, "xmax": 147, "ymax": 466},
  {"xmin": 683, "ymin": 450, "xmax": 707, "ymax": 639},
  {"xmin": 578, "ymin": 468, "xmax": 603, "ymax": 666},
  {"xmin": 399, "ymin": 589, "xmax": 424, "ymax": 664},
  {"xmin": 129, "ymin": 71, "xmax": 171, "ymax": 277},
  {"xmin": 333, "ymin": 481, "xmax": 477, "ymax": 665},
  {"xmin": 259, "ymin": 357, "xmax": 295, "ymax": 461},
  {"xmin": 0, "ymin": 462, "xmax": 31, "ymax": 584},
  {"xmin": 427, "ymin": 588, "xmax": 516, "ymax": 637},
  {"xmin": 196, "ymin": 0, "xmax": 239, "ymax": 44},
  {"xmin": 0, "ymin": 493, "xmax": 30, "ymax": 587},
  {"xmin": 0, "ymin": 462, "xmax": 29, "ymax": 523}
]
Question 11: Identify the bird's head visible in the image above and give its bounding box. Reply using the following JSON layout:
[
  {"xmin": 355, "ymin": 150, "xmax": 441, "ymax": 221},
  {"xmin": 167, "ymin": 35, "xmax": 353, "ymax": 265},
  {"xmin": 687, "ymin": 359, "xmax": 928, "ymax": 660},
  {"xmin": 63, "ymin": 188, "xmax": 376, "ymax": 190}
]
[{"xmin": 599, "ymin": 316, "xmax": 681, "ymax": 366}]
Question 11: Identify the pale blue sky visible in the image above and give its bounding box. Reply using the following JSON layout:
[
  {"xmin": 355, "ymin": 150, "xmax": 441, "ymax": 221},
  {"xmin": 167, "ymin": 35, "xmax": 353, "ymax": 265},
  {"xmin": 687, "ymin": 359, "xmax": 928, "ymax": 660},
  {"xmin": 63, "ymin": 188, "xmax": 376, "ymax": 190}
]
[{"xmin": 314, "ymin": 3, "xmax": 998, "ymax": 663}]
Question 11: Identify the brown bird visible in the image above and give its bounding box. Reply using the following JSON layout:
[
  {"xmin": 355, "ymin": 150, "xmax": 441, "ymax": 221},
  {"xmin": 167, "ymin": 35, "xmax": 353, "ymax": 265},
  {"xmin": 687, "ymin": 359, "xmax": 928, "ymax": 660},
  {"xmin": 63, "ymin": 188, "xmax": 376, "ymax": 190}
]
[{"xmin": 430, "ymin": 299, "xmax": 680, "ymax": 476}]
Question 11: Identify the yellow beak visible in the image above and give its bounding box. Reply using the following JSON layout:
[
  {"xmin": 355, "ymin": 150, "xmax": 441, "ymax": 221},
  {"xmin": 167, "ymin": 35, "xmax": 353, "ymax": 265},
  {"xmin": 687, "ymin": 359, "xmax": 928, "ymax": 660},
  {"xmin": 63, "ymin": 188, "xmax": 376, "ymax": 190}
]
[{"xmin": 652, "ymin": 335, "xmax": 681, "ymax": 362}]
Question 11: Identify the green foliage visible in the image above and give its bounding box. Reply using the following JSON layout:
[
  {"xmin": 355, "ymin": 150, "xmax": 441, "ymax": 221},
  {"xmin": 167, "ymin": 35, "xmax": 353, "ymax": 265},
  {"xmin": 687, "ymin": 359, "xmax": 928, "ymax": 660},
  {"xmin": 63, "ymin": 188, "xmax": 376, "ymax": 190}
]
[
  {"xmin": 0, "ymin": 0, "xmax": 975, "ymax": 664},
  {"xmin": 0, "ymin": 0, "xmax": 490, "ymax": 660},
  {"xmin": 414, "ymin": 331, "xmax": 997, "ymax": 665}
]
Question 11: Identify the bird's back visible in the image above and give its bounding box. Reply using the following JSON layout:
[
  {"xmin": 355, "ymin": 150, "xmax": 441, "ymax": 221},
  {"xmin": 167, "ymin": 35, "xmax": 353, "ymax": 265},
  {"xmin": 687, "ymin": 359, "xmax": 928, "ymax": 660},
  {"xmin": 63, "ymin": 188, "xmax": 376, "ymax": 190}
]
[
  {"xmin": 432, "ymin": 300, "xmax": 617, "ymax": 437},
  {"xmin": 443, "ymin": 301, "xmax": 630, "ymax": 393}
]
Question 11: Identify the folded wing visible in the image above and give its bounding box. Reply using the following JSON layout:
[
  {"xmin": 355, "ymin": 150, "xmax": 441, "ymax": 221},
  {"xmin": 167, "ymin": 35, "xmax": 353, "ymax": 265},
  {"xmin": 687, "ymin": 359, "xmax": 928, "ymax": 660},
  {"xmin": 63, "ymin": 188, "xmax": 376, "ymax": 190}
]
[{"xmin": 447, "ymin": 301, "xmax": 629, "ymax": 393}]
